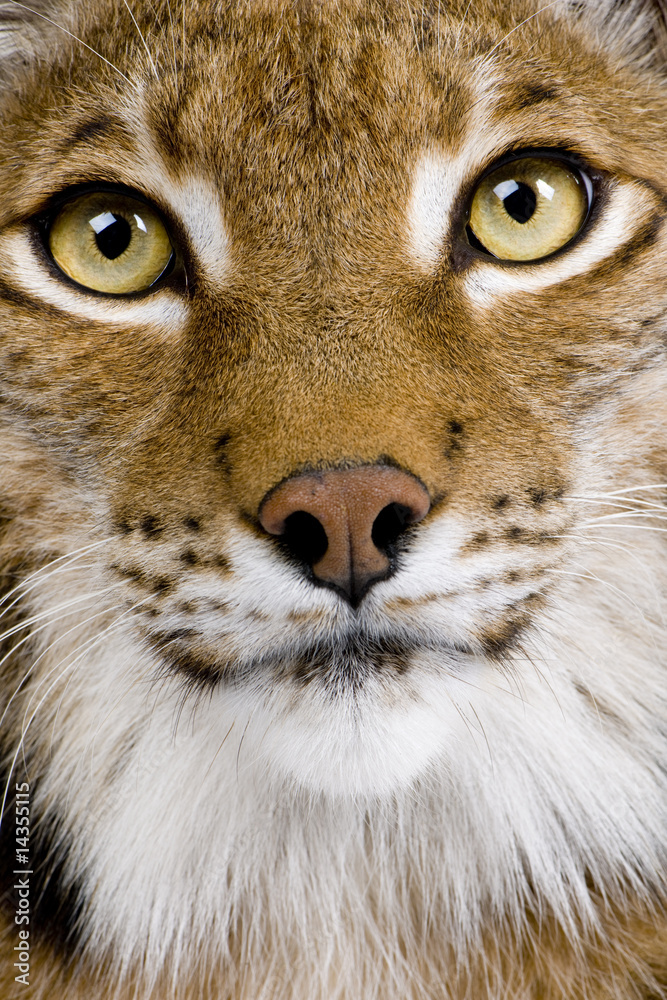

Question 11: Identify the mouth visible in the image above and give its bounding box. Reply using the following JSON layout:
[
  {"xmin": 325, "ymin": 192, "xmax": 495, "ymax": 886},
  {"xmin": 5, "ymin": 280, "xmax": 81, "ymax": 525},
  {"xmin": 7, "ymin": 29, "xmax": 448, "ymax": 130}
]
[
  {"xmin": 149, "ymin": 625, "xmax": 477, "ymax": 695},
  {"xmin": 138, "ymin": 595, "xmax": 538, "ymax": 797}
]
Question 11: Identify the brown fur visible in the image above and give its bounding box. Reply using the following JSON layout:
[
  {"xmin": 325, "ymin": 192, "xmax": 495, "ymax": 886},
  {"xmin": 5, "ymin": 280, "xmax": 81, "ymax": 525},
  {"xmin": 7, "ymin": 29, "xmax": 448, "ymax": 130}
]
[{"xmin": 1, "ymin": 0, "xmax": 667, "ymax": 996}]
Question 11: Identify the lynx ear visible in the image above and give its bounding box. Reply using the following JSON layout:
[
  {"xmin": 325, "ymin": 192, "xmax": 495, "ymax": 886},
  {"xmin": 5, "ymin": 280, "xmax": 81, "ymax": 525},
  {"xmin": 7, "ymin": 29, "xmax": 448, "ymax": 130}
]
[
  {"xmin": 558, "ymin": 0, "xmax": 667, "ymax": 71},
  {"xmin": 650, "ymin": 0, "xmax": 667, "ymax": 59},
  {"xmin": 0, "ymin": 0, "xmax": 64, "ymax": 79}
]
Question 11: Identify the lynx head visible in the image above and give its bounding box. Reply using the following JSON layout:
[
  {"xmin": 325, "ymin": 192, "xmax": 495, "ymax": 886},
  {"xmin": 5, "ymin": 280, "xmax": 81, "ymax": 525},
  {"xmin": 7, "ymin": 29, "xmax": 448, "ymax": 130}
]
[
  {"xmin": 2, "ymin": 1, "xmax": 667, "ymax": 995},
  {"xmin": 1, "ymin": 0, "xmax": 667, "ymax": 794}
]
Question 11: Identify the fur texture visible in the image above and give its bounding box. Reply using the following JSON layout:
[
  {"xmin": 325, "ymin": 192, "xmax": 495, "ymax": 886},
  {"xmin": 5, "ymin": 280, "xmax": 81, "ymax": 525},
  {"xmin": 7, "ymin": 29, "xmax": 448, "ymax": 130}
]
[{"xmin": 1, "ymin": 1, "xmax": 667, "ymax": 997}]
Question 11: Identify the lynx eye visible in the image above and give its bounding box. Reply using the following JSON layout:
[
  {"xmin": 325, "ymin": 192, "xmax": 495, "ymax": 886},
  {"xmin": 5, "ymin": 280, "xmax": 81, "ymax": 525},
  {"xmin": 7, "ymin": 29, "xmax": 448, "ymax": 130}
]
[
  {"xmin": 468, "ymin": 156, "xmax": 591, "ymax": 261},
  {"xmin": 47, "ymin": 191, "xmax": 174, "ymax": 294}
]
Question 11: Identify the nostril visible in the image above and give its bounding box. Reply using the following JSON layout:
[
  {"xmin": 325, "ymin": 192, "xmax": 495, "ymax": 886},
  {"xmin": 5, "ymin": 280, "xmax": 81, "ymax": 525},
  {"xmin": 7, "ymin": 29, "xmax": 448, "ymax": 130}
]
[
  {"xmin": 258, "ymin": 465, "xmax": 431, "ymax": 602},
  {"xmin": 371, "ymin": 502, "xmax": 413, "ymax": 552},
  {"xmin": 281, "ymin": 511, "xmax": 329, "ymax": 566}
]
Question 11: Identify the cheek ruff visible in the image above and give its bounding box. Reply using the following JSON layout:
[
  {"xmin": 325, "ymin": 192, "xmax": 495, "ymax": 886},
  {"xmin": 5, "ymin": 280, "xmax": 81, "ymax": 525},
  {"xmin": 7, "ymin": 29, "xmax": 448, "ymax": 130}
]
[{"xmin": 2, "ymin": 0, "xmax": 667, "ymax": 997}]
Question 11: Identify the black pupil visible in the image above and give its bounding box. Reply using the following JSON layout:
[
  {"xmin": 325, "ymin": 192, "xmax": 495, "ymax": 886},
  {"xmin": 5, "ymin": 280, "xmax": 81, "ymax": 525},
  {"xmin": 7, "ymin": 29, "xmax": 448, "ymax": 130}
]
[
  {"xmin": 94, "ymin": 214, "xmax": 132, "ymax": 260},
  {"xmin": 502, "ymin": 182, "xmax": 537, "ymax": 224}
]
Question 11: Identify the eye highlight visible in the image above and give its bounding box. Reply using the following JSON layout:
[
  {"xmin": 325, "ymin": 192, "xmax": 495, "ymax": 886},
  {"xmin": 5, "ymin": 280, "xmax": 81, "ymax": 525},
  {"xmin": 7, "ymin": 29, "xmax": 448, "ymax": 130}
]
[
  {"xmin": 47, "ymin": 191, "xmax": 174, "ymax": 294},
  {"xmin": 467, "ymin": 156, "xmax": 592, "ymax": 262}
]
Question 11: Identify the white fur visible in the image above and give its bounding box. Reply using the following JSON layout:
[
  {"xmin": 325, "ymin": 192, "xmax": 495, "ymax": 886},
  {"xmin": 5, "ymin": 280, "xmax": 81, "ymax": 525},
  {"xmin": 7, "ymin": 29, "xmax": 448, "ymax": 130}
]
[
  {"xmin": 0, "ymin": 228, "xmax": 189, "ymax": 331},
  {"xmin": 2, "ymin": 3, "xmax": 667, "ymax": 998},
  {"xmin": 464, "ymin": 181, "xmax": 656, "ymax": 304},
  {"xmin": 11, "ymin": 388, "xmax": 667, "ymax": 996}
]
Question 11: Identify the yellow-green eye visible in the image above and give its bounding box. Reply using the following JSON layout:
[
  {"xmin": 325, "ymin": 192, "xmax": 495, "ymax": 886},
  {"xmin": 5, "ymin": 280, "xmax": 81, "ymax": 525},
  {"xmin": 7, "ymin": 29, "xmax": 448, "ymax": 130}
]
[
  {"xmin": 48, "ymin": 192, "xmax": 174, "ymax": 294},
  {"xmin": 468, "ymin": 157, "xmax": 591, "ymax": 262}
]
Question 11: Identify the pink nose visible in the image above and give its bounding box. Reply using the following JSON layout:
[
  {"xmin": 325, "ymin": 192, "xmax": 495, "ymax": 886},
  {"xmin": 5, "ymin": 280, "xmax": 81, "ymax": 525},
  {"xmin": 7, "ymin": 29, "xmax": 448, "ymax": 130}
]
[{"xmin": 258, "ymin": 466, "xmax": 430, "ymax": 604}]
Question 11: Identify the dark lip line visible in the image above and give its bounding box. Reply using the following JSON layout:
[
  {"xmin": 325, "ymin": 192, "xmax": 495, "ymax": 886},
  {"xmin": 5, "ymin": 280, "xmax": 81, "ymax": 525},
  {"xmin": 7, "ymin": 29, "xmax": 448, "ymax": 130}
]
[{"xmin": 148, "ymin": 628, "xmax": 480, "ymax": 695}]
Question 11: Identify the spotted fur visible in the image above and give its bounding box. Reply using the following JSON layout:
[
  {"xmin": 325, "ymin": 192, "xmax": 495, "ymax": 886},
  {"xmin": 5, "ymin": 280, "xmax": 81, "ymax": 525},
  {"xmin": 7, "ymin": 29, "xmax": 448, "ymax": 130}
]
[{"xmin": 1, "ymin": 1, "xmax": 667, "ymax": 997}]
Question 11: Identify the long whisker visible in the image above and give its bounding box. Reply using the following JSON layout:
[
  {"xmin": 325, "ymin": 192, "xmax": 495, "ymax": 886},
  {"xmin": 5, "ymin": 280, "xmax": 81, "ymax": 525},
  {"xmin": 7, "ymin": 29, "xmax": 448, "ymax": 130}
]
[
  {"xmin": 0, "ymin": 597, "xmax": 129, "ymax": 730},
  {"xmin": 181, "ymin": 0, "xmax": 185, "ymax": 70},
  {"xmin": 4, "ymin": 0, "xmax": 136, "ymax": 86},
  {"xmin": 163, "ymin": 0, "xmax": 179, "ymax": 81},
  {"xmin": 587, "ymin": 484, "xmax": 667, "ymax": 495},
  {"xmin": 0, "ymin": 597, "xmax": 152, "ymax": 826},
  {"xmin": 565, "ymin": 497, "xmax": 667, "ymax": 512},
  {"xmin": 0, "ymin": 583, "xmax": 126, "ymax": 645},
  {"xmin": 48, "ymin": 595, "xmax": 156, "ymax": 756},
  {"xmin": 551, "ymin": 567, "xmax": 654, "ymax": 623},
  {"xmin": 575, "ymin": 523, "xmax": 667, "ymax": 533},
  {"xmin": 0, "ymin": 562, "xmax": 100, "ymax": 624},
  {"xmin": 0, "ymin": 537, "xmax": 113, "ymax": 613},
  {"xmin": 203, "ymin": 720, "xmax": 236, "ymax": 781},
  {"xmin": 121, "ymin": 0, "xmax": 159, "ymax": 79},
  {"xmin": 453, "ymin": 0, "xmax": 474, "ymax": 52},
  {"xmin": 481, "ymin": 0, "xmax": 565, "ymax": 62},
  {"xmin": 19, "ymin": 591, "xmax": 149, "ymax": 729},
  {"xmin": 1, "ymin": 655, "xmax": 89, "ymax": 829},
  {"xmin": 580, "ymin": 511, "xmax": 667, "ymax": 523}
]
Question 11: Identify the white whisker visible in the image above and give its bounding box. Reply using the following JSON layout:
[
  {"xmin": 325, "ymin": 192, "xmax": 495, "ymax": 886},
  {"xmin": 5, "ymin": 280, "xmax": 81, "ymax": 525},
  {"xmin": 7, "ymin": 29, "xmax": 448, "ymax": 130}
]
[
  {"xmin": 551, "ymin": 567, "xmax": 654, "ymax": 623},
  {"xmin": 121, "ymin": 0, "xmax": 159, "ymax": 80},
  {"xmin": 48, "ymin": 595, "xmax": 156, "ymax": 756},
  {"xmin": 481, "ymin": 0, "xmax": 565, "ymax": 62},
  {"xmin": 0, "ymin": 596, "xmax": 153, "ymax": 827},
  {"xmin": 0, "ymin": 582, "xmax": 126, "ymax": 645},
  {"xmin": 0, "ymin": 598, "xmax": 130, "ymax": 730},
  {"xmin": 576, "ymin": 522, "xmax": 667, "ymax": 533},
  {"xmin": 0, "ymin": 537, "xmax": 113, "ymax": 613},
  {"xmin": 4, "ymin": 0, "xmax": 136, "ymax": 86}
]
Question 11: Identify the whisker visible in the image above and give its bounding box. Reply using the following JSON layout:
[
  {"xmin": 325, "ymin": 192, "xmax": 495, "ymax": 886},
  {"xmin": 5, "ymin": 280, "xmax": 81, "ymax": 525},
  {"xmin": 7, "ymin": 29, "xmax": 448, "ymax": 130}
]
[
  {"xmin": 0, "ymin": 536, "xmax": 113, "ymax": 613},
  {"xmin": 517, "ymin": 643, "xmax": 566, "ymax": 722},
  {"xmin": 163, "ymin": 0, "xmax": 179, "ymax": 81},
  {"xmin": 0, "ymin": 583, "xmax": 126, "ymax": 645},
  {"xmin": 454, "ymin": 0, "xmax": 474, "ymax": 53},
  {"xmin": 1, "ymin": 596, "xmax": 153, "ymax": 825},
  {"xmin": 4, "ymin": 0, "xmax": 136, "ymax": 86},
  {"xmin": 468, "ymin": 702, "xmax": 495, "ymax": 768},
  {"xmin": 181, "ymin": 0, "xmax": 185, "ymax": 70},
  {"xmin": 48, "ymin": 595, "xmax": 156, "ymax": 757},
  {"xmin": 591, "ymin": 484, "xmax": 667, "ymax": 496},
  {"xmin": 0, "ymin": 597, "xmax": 129, "ymax": 730},
  {"xmin": 481, "ymin": 0, "xmax": 565, "ymax": 62},
  {"xmin": 235, "ymin": 715, "xmax": 252, "ymax": 782},
  {"xmin": 203, "ymin": 721, "xmax": 236, "ymax": 780},
  {"xmin": 557, "ymin": 531, "xmax": 666, "ymax": 583},
  {"xmin": 566, "ymin": 494, "xmax": 667, "ymax": 512},
  {"xmin": 565, "ymin": 497, "xmax": 667, "ymax": 512},
  {"xmin": 551, "ymin": 567, "xmax": 654, "ymax": 623},
  {"xmin": 575, "ymin": 523, "xmax": 667, "ymax": 533},
  {"xmin": 19, "ymin": 602, "xmax": 134, "ymax": 730},
  {"xmin": 121, "ymin": 0, "xmax": 159, "ymax": 79},
  {"xmin": 0, "ymin": 562, "xmax": 100, "ymax": 624},
  {"xmin": 1, "ymin": 654, "xmax": 91, "ymax": 830},
  {"xmin": 581, "ymin": 511, "xmax": 667, "ymax": 523}
]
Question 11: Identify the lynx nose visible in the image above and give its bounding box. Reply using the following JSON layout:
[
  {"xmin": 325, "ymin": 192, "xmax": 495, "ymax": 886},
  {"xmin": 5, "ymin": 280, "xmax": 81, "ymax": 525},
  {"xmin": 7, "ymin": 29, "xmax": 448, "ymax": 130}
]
[{"xmin": 258, "ymin": 466, "xmax": 431, "ymax": 605}]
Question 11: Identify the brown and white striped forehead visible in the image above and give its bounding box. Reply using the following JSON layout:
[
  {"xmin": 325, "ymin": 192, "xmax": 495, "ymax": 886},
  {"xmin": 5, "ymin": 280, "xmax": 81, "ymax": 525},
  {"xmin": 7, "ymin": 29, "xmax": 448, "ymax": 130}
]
[{"xmin": 0, "ymin": 0, "xmax": 666, "ymax": 521}]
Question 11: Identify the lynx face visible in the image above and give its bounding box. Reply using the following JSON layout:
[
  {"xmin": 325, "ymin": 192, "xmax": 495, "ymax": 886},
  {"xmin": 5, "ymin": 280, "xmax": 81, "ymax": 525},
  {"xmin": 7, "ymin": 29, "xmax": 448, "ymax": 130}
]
[{"xmin": 1, "ymin": 1, "xmax": 667, "ymax": 998}]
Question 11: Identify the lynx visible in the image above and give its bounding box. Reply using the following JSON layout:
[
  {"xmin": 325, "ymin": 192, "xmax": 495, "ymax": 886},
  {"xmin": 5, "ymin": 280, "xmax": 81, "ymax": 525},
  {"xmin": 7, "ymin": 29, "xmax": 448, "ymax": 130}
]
[{"xmin": 1, "ymin": 0, "xmax": 667, "ymax": 997}]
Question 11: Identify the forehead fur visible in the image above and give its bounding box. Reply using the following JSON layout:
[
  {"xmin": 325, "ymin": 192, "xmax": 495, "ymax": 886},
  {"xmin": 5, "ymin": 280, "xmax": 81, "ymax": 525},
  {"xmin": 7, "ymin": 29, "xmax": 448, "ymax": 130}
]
[
  {"xmin": 1, "ymin": 0, "xmax": 666, "ymax": 517},
  {"xmin": 0, "ymin": 0, "xmax": 666, "ymax": 75}
]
